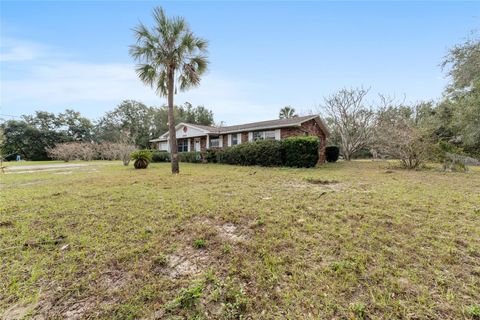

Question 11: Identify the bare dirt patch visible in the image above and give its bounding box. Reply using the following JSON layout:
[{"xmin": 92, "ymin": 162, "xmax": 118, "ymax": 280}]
[
  {"xmin": 2, "ymin": 302, "xmax": 37, "ymax": 320},
  {"xmin": 154, "ymin": 248, "xmax": 210, "ymax": 279},
  {"xmin": 97, "ymin": 270, "xmax": 132, "ymax": 292},
  {"xmin": 167, "ymin": 254, "xmax": 201, "ymax": 278},
  {"xmin": 287, "ymin": 181, "xmax": 343, "ymax": 193},
  {"xmin": 305, "ymin": 178, "xmax": 339, "ymax": 185},
  {"xmin": 218, "ymin": 223, "xmax": 247, "ymax": 242}
]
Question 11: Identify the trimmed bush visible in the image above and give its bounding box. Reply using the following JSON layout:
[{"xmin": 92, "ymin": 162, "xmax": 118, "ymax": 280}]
[
  {"xmin": 217, "ymin": 140, "xmax": 284, "ymax": 167},
  {"xmin": 205, "ymin": 149, "xmax": 218, "ymax": 163},
  {"xmin": 178, "ymin": 151, "xmax": 202, "ymax": 163},
  {"xmin": 325, "ymin": 146, "xmax": 340, "ymax": 162},
  {"xmin": 151, "ymin": 150, "xmax": 205, "ymax": 163},
  {"xmin": 151, "ymin": 150, "xmax": 170, "ymax": 162},
  {"xmin": 283, "ymin": 136, "xmax": 319, "ymax": 168}
]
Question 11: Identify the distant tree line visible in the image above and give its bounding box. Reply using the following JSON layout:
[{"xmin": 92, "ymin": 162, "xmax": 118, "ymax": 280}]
[
  {"xmin": 321, "ymin": 33, "xmax": 480, "ymax": 168},
  {"xmin": 0, "ymin": 101, "xmax": 214, "ymax": 160}
]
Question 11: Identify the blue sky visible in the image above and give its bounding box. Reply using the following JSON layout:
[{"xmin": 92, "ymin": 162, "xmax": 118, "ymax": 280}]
[{"xmin": 1, "ymin": 1, "xmax": 478, "ymax": 125}]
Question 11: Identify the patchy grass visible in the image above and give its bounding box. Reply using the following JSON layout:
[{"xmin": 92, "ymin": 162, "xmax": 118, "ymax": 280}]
[{"xmin": 1, "ymin": 161, "xmax": 479, "ymax": 319}]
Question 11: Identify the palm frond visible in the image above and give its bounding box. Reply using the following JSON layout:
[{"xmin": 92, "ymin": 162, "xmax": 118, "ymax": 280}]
[
  {"xmin": 135, "ymin": 64, "xmax": 157, "ymax": 88},
  {"xmin": 130, "ymin": 6, "xmax": 209, "ymax": 97}
]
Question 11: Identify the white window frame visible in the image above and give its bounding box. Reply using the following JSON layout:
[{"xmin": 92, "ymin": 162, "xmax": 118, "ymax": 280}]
[
  {"xmin": 209, "ymin": 135, "xmax": 220, "ymax": 148},
  {"xmin": 230, "ymin": 134, "xmax": 239, "ymax": 146},
  {"xmin": 177, "ymin": 139, "xmax": 189, "ymax": 152},
  {"xmin": 264, "ymin": 130, "xmax": 276, "ymax": 140},
  {"xmin": 253, "ymin": 131, "xmax": 264, "ymax": 141},
  {"xmin": 252, "ymin": 130, "xmax": 277, "ymax": 141}
]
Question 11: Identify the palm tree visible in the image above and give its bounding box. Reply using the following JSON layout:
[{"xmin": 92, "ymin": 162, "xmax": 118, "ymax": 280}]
[
  {"xmin": 279, "ymin": 106, "xmax": 297, "ymax": 119},
  {"xmin": 130, "ymin": 7, "xmax": 208, "ymax": 174}
]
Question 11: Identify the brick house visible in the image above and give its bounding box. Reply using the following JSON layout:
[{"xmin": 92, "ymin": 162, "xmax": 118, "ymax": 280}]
[{"xmin": 150, "ymin": 115, "xmax": 330, "ymax": 163}]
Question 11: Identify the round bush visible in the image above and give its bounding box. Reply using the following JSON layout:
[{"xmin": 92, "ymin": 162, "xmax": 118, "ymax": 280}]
[
  {"xmin": 325, "ymin": 146, "xmax": 340, "ymax": 162},
  {"xmin": 283, "ymin": 136, "xmax": 319, "ymax": 168}
]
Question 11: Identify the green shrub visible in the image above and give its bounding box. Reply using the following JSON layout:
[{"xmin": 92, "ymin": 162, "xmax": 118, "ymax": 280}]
[
  {"xmin": 217, "ymin": 140, "xmax": 283, "ymax": 167},
  {"xmin": 178, "ymin": 151, "xmax": 202, "ymax": 163},
  {"xmin": 283, "ymin": 136, "xmax": 319, "ymax": 167},
  {"xmin": 215, "ymin": 137, "xmax": 319, "ymax": 167},
  {"xmin": 205, "ymin": 149, "xmax": 218, "ymax": 163},
  {"xmin": 325, "ymin": 146, "xmax": 340, "ymax": 162},
  {"xmin": 151, "ymin": 150, "xmax": 170, "ymax": 162}
]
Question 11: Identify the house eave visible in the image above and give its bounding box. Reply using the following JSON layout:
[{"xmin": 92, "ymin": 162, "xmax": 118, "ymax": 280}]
[{"xmin": 151, "ymin": 115, "xmax": 330, "ymax": 141}]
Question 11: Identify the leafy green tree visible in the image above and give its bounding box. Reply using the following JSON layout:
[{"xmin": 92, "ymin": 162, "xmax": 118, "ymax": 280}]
[
  {"xmin": 130, "ymin": 7, "xmax": 209, "ymax": 174},
  {"xmin": 96, "ymin": 100, "xmax": 156, "ymax": 148},
  {"xmin": 179, "ymin": 102, "xmax": 214, "ymax": 125},
  {"xmin": 22, "ymin": 111, "xmax": 61, "ymax": 132},
  {"xmin": 442, "ymin": 34, "xmax": 480, "ymax": 92},
  {"xmin": 279, "ymin": 106, "xmax": 297, "ymax": 119},
  {"xmin": 58, "ymin": 109, "xmax": 95, "ymax": 142},
  {"xmin": 436, "ymin": 34, "xmax": 480, "ymax": 156},
  {"xmin": 0, "ymin": 120, "xmax": 51, "ymax": 160}
]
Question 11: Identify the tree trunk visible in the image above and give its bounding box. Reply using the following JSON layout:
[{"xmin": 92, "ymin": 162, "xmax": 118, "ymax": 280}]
[{"xmin": 167, "ymin": 67, "xmax": 179, "ymax": 174}]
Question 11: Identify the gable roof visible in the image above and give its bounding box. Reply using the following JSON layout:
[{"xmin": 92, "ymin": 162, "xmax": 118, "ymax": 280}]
[
  {"xmin": 150, "ymin": 115, "xmax": 330, "ymax": 142},
  {"xmin": 214, "ymin": 115, "xmax": 325, "ymax": 133}
]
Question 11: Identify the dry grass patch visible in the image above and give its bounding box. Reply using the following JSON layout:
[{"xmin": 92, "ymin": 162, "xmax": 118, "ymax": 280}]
[{"xmin": 1, "ymin": 161, "xmax": 479, "ymax": 319}]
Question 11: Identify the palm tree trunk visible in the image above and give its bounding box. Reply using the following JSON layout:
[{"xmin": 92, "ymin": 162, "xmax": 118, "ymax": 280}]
[{"xmin": 167, "ymin": 67, "xmax": 179, "ymax": 174}]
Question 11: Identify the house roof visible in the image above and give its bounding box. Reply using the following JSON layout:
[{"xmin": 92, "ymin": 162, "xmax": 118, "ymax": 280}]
[{"xmin": 150, "ymin": 115, "xmax": 330, "ymax": 142}]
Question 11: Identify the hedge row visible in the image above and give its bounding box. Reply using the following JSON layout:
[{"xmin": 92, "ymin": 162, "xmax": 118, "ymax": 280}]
[
  {"xmin": 147, "ymin": 136, "xmax": 321, "ymax": 167},
  {"xmin": 150, "ymin": 150, "xmax": 203, "ymax": 163},
  {"xmin": 216, "ymin": 140, "xmax": 284, "ymax": 166},
  {"xmin": 216, "ymin": 136, "xmax": 320, "ymax": 167}
]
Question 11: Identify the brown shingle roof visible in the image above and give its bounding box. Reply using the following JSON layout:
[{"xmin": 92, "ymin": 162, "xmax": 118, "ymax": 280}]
[
  {"xmin": 151, "ymin": 115, "xmax": 329, "ymax": 141},
  {"xmin": 189, "ymin": 115, "xmax": 321, "ymax": 134}
]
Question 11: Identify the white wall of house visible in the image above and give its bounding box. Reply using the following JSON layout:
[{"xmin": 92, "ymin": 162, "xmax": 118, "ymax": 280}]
[
  {"xmin": 159, "ymin": 141, "xmax": 168, "ymax": 151},
  {"xmin": 175, "ymin": 125, "xmax": 206, "ymax": 139}
]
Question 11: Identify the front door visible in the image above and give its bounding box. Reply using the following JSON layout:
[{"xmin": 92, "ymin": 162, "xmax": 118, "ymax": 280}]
[{"xmin": 195, "ymin": 139, "xmax": 201, "ymax": 152}]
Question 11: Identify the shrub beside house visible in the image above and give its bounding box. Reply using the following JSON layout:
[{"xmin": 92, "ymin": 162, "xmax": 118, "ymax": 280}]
[
  {"xmin": 149, "ymin": 136, "xmax": 320, "ymax": 168},
  {"xmin": 149, "ymin": 115, "xmax": 330, "ymax": 164}
]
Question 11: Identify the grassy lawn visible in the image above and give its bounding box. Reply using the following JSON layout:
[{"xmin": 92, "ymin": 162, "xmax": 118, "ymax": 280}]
[{"xmin": 1, "ymin": 161, "xmax": 479, "ymax": 319}]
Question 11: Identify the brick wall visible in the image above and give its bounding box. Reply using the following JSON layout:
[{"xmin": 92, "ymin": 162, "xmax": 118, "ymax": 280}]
[
  {"xmin": 280, "ymin": 119, "xmax": 327, "ymax": 163},
  {"xmin": 222, "ymin": 135, "xmax": 228, "ymax": 148},
  {"xmin": 162, "ymin": 118, "xmax": 328, "ymax": 163}
]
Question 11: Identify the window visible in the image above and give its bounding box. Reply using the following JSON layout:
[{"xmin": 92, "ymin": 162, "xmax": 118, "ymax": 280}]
[
  {"xmin": 264, "ymin": 130, "xmax": 276, "ymax": 140},
  {"xmin": 253, "ymin": 131, "xmax": 263, "ymax": 141},
  {"xmin": 209, "ymin": 135, "xmax": 220, "ymax": 148},
  {"xmin": 177, "ymin": 139, "xmax": 188, "ymax": 152},
  {"xmin": 231, "ymin": 134, "xmax": 238, "ymax": 145},
  {"xmin": 253, "ymin": 130, "xmax": 276, "ymax": 141}
]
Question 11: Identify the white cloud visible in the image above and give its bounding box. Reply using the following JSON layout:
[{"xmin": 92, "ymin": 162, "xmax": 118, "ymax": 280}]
[
  {"xmin": 0, "ymin": 36, "xmax": 291, "ymax": 124},
  {"xmin": 0, "ymin": 38, "xmax": 47, "ymax": 62},
  {"xmin": 1, "ymin": 54, "xmax": 274, "ymax": 123}
]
